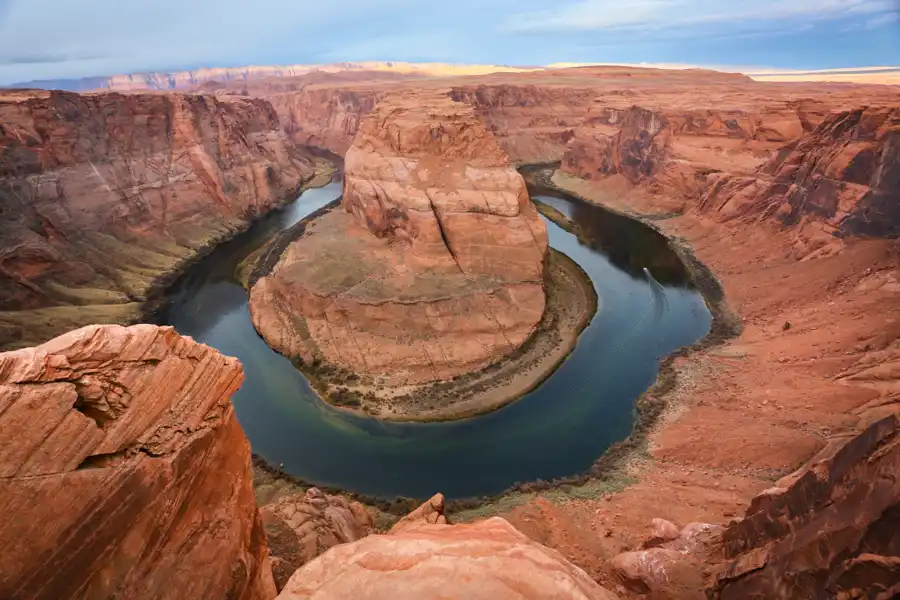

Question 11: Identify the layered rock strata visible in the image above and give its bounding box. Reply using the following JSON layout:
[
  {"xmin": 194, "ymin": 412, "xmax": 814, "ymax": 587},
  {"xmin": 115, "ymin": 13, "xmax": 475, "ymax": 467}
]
[
  {"xmin": 0, "ymin": 324, "xmax": 275, "ymax": 600},
  {"xmin": 0, "ymin": 90, "xmax": 315, "ymax": 350},
  {"xmin": 250, "ymin": 94, "xmax": 548, "ymax": 394},
  {"xmin": 277, "ymin": 517, "xmax": 621, "ymax": 600},
  {"xmin": 223, "ymin": 66, "xmax": 898, "ymax": 168},
  {"xmin": 700, "ymin": 106, "xmax": 900, "ymax": 239}
]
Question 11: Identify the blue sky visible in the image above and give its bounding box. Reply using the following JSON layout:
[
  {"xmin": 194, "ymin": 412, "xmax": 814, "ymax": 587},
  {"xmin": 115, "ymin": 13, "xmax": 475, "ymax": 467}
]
[{"xmin": 0, "ymin": 0, "xmax": 898, "ymax": 84}]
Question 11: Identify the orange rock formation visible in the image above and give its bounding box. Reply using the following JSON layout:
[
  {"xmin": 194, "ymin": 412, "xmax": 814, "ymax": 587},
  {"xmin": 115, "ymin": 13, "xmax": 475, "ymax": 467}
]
[
  {"xmin": 261, "ymin": 488, "xmax": 374, "ymax": 591},
  {"xmin": 0, "ymin": 324, "xmax": 275, "ymax": 600},
  {"xmin": 276, "ymin": 517, "xmax": 621, "ymax": 600}
]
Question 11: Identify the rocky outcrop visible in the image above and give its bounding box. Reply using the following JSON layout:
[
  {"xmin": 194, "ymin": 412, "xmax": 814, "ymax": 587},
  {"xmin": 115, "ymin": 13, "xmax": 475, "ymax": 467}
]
[
  {"xmin": 0, "ymin": 324, "xmax": 275, "ymax": 600},
  {"xmin": 0, "ymin": 89, "xmax": 315, "ymax": 350},
  {"xmin": 389, "ymin": 493, "xmax": 447, "ymax": 534},
  {"xmin": 261, "ymin": 487, "xmax": 374, "ymax": 591},
  {"xmin": 700, "ymin": 107, "xmax": 900, "ymax": 238},
  {"xmin": 250, "ymin": 93, "xmax": 548, "ymax": 393},
  {"xmin": 277, "ymin": 517, "xmax": 621, "ymax": 600},
  {"xmin": 713, "ymin": 412, "xmax": 900, "ymax": 599},
  {"xmin": 611, "ymin": 549, "xmax": 704, "ymax": 599}
]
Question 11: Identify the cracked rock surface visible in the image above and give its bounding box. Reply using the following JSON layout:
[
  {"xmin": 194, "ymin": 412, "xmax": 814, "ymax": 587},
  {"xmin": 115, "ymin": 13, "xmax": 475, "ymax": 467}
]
[{"xmin": 0, "ymin": 324, "xmax": 276, "ymax": 600}]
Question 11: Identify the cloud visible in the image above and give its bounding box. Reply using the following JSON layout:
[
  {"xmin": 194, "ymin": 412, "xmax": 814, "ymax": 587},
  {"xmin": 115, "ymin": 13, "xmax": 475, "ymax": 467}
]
[
  {"xmin": 505, "ymin": 0, "xmax": 898, "ymax": 32},
  {"xmin": 864, "ymin": 11, "xmax": 900, "ymax": 28}
]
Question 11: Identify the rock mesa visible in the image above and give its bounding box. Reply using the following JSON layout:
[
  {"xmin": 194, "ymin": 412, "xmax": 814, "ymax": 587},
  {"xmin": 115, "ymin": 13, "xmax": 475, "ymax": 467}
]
[{"xmin": 250, "ymin": 93, "xmax": 548, "ymax": 387}]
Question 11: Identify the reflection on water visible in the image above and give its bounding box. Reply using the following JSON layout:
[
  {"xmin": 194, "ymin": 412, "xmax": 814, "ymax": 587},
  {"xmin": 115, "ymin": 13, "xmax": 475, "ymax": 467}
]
[{"xmin": 160, "ymin": 180, "xmax": 711, "ymax": 499}]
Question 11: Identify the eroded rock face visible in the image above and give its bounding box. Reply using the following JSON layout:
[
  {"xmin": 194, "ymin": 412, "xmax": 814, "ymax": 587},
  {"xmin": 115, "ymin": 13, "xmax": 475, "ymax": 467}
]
[
  {"xmin": 714, "ymin": 412, "xmax": 900, "ymax": 599},
  {"xmin": 700, "ymin": 107, "xmax": 900, "ymax": 238},
  {"xmin": 0, "ymin": 324, "xmax": 275, "ymax": 600},
  {"xmin": 250, "ymin": 93, "xmax": 548, "ymax": 386},
  {"xmin": 277, "ymin": 517, "xmax": 620, "ymax": 600},
  {"xmin": 564, "ymin": 107, "xmax": 671, "ymax": 185},
  {"xmin": 0, "ymin": 89, "xmax": 315, "ymax": 350},
  {"xmin": 261, "ymin": 487, "xmax": 374, "ymax": 591},
  {"xmin": 342, "ymin": 93, "xmax": 547, "ymax": 280}
]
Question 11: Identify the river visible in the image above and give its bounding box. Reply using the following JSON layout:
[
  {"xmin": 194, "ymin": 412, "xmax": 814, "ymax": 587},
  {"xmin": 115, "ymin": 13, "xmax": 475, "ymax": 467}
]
[{"xmin": 160, "ymin": 179, "xmax": 711, "ymax": 499}]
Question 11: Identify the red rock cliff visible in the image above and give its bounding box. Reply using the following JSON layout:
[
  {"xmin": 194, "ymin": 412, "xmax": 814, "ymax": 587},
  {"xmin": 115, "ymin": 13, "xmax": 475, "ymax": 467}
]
[
  {"xmin": 0, "ymin": 90, "xmax": 315, "ymax": 349},
  {"xmin": 0, "ymin": 324, "xmax": 276, "ymax": 600},
  {"xmin": 714, "ymin": 413, "xmax": 900, "ymax": 599}
]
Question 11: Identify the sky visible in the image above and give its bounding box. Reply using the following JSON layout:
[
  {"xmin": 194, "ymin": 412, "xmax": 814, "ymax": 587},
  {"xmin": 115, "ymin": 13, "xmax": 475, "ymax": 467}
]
[{"xmin": 0, "ymin": 0, "xmax": 899, "ymax": 84}]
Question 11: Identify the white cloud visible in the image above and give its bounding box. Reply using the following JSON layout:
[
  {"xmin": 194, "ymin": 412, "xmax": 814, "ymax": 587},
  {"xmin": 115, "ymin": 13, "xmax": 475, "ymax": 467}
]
[{"xmin": 506, "ymin": 0, "xmax": 898, "ymax": 32}]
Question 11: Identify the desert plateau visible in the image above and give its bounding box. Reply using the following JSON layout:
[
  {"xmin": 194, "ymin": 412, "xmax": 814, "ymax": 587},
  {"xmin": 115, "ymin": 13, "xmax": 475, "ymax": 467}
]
[{"xmin": 1, "ymin": 3, "xmax": 899, "ymax": 598}]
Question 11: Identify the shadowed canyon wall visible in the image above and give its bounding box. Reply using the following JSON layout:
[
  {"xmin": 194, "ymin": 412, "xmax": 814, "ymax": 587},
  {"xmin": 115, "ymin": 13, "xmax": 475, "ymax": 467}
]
[
  {"xmin": 0, "ymin": 90, "xmax": 315, "ymax": 350},
  {"xmin": 700, "ymin": 106, "xmax": 900, "ymax": 238}
]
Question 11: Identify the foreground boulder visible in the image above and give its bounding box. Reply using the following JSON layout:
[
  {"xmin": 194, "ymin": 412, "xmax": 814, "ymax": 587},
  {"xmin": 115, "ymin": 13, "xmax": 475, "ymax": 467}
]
[
  {"xmin": 261, "ymin": 487, "xmax": 374, "ymax": 590},
  {"xmin": 0, "ymin": 90, "xmax": 315, "ymax": 350},
  {"xmin": 277, "ymin": 517, "xmax": 620, "ymax": 600},
  {"xmin": 0, "ymin": 324, "xmax": 275, "ymax": 600},
  {"xmin": 250, "ymin": 93, "xmax": 548, "ymax": 389}
]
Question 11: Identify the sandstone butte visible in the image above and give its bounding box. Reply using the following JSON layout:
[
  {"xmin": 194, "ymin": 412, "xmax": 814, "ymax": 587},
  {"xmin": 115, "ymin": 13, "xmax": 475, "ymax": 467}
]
[
  {"xmin": 0, "ymin": 89, "xmax": 316, "ymax": 351},
  {"xmin": 249, "ymin": 92, "xmax": 549, "ymax": 389},
  {"xmin": 0, "ymin": 64, "xmax": 899, "ymax": 599}
]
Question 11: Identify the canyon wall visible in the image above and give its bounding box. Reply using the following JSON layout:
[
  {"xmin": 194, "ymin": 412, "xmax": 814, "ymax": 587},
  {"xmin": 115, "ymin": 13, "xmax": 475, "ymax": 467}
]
[
  {"xmin": 0, "ymin": 324, "xmax": 275, "ymax": 600},
  {"xmin": 714, "ymin": 413, "xmax": 900, "ymax": 599},
  {"xmin": 250, "ymin": 93, "xmax": 548, "ymax": 391},
  {"xmin": 267, "ymin": 88, "xmax": 382, "ymax": 154},
  {"xmin": 559, "ymin": 99, "xmax": 840, "ymax": 203},
  {"xmin": 0, "ymin": 90, "xmax": 315, "ymax": 349},
  {"xmin": 264, "ymin": 83, "xmax": 595, "ymax": 163},
  {"xmin": 700, "ymin": 106, "xmax": 900, "ymax": 238}
]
